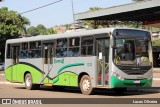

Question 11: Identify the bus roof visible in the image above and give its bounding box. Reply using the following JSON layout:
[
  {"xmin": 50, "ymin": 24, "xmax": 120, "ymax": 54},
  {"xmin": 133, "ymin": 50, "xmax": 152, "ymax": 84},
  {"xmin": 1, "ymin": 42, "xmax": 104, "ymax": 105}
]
[{"xmin": 6, "ymin": 27, "xmax": 148, "ymax": 44}]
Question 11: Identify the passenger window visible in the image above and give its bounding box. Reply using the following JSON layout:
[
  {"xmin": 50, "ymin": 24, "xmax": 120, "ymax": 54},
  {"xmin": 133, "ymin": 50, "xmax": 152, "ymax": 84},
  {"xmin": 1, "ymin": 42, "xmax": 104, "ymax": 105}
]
[
  {"xmin": 20, "ymin": 42, "xmax": 29, "ymax": 59},
  {"xmin": 55, "ymin": 39, "xmax": 67, "ymax": 57},
  {"xmin": 7, "ymin": 44, "xmax": 11, "ymax": 59},
  {"xmin": 29, "ymin": 41, "xmax": 41, "ymax": 58},
  {"xmin": 68, "ymin": 37, "xmax": 80, "ymax": 57},
  {"xmin": 81, "ymin": 36, "xmax": 94, "ymax": 56}
]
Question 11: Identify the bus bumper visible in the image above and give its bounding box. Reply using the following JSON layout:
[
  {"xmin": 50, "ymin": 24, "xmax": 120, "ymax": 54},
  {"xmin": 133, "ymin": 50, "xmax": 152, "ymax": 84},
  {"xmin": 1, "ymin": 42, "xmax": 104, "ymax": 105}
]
[{"xmin": 111, "ymin": 76, "xmax": 152, "ymax": 88}]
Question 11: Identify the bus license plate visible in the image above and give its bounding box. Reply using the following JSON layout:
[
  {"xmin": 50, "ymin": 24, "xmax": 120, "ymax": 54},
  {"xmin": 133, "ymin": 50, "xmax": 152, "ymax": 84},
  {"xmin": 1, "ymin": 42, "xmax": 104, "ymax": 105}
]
[{"xmin": 134, "ymin": 80, "xmax": 140, "ymax": 84}]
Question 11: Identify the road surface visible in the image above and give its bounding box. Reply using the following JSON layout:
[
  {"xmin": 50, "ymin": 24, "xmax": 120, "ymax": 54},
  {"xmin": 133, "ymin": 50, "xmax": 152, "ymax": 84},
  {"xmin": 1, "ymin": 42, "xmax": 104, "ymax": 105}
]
[{"xmin": 0, "ymin": 70, "xmax": 160, "ymax": 105}]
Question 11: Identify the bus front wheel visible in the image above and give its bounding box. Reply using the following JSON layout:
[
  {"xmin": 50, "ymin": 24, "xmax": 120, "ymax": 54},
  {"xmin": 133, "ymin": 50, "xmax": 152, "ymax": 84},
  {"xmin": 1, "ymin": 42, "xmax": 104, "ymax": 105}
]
[
  {"xmin": 80, "ymin": 75, "xmax": 95, "ymax": 95},
  {"xmin": 25, "ymin": 73, "xmax": 40, "ymax": 90}
]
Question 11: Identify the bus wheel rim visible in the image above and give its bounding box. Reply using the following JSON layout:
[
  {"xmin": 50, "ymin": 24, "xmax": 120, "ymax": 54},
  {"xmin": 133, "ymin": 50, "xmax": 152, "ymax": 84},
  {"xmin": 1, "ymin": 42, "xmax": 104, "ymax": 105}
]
[
  {"xmin": 82, "ymin": 79, "xmax": 90, "ymax": 91},
  {"xmin": 26, "ymin": 77, "xmax": 31, "ymax": 87}
]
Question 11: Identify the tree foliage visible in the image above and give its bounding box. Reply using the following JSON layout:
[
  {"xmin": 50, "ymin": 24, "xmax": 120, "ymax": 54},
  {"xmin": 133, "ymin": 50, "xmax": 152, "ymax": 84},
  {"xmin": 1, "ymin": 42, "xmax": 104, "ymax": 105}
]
[
  {"xmin": 153, "ymin": 39, "xmax": 160, "ymax": 46},
  {"xmin": 27, "ymin": 26, "xmax": 39, "ymax": 36},
  {"xmin": 0, "ymin": 7, "xmax": 30, "ymax": 62},
  {"xmin": 36, "ymin": 24, "xmax": 46, "ymax": 35},
  {"xmin": 27, "ymin": 24, "xmax": 57, "ymax": 36},
  {"xmin": 46, "ymin": 28, "xmax": 57, "ymax": 35}
]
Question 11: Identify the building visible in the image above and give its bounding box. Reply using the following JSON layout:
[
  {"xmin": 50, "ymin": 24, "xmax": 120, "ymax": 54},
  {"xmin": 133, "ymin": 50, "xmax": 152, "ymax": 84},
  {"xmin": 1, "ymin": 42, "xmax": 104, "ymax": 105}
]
[{"xmin": 74, "ymin": 0, "xmax": 160, "ymax": 67}]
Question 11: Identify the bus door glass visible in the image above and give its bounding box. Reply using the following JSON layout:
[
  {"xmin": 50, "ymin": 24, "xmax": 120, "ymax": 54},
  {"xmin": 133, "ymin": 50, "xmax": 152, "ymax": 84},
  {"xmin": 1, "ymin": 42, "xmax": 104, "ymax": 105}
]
[
  {"xmin": 43, "ymin": 43, "xmax": 54, "ymax": 83},
  {"xmin": 96, "ymin": 38, "xmax": 109, "ymax": 86},
  {"xmin": 11, "ymin": 45, "xmax": 20, "ymax": 81}
]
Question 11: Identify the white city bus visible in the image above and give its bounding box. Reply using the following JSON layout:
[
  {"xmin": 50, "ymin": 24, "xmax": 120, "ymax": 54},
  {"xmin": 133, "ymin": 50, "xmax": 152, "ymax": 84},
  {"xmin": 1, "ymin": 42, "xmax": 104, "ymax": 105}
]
[{"xmin": 5, "ymin": 28, "xmax": 153, "ymax": 95}]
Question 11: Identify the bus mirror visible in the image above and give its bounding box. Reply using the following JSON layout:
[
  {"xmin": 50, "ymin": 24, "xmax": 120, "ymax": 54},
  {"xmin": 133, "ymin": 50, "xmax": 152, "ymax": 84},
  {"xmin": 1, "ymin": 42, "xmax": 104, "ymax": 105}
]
[{"xmin": 99, "ymin": 52, "xmax": 102, "ymax": 59}]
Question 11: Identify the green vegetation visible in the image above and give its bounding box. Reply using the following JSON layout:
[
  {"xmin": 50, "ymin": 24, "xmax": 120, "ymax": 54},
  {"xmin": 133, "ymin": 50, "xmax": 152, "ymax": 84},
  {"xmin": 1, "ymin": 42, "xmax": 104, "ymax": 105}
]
[
  {"xmin": 27, "ymin": 24, "xmax": 57, "ymax": 36},
  {"xmin": 0, "ymin": 7, "xmax": 30, "ymax": 62},
  {"xmin": 27, "ymin": 26, "xmax": 39, "ymax": 36},
  {"xmin": 88, "ymin": 7, "xmax": 103, "ymax": 11},
  {"xmin": 46, "ymin": 28, "xmax": 57, "ymax": 35},
  {"xmin": 36, "ymin": 24, "xmax": 47, "ymax": 35},
  {"xmin": 153, "ymin": 39, "xmax": 160, "ymax": 46}
]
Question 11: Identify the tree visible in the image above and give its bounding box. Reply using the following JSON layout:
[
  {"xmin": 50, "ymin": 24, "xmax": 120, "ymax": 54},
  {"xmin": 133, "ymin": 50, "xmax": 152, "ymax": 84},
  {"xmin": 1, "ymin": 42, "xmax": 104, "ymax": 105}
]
[
  {"xmin": 27, "ymin": 26, "xmax": 39, "ymax": 36},
  {"xmin": 46, "ymin": 28, "xmax": 57, "ymax": 34},
  {"xmin": 0, "ymin": 7, "xmax": 30, "ymax": 62},
  {"xmin": 36, "ymin": 24, "xmax": 47, "ymax": 35}
]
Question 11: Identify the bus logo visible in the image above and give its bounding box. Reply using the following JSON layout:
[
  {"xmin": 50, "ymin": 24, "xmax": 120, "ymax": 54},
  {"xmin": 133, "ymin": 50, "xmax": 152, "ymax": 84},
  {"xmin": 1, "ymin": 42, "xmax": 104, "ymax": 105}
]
[
  {"xmin": 54, "ymin": 59, "xmax": 64, "ymax": 64},
  {"xmin": 2, "ymin": 99, "xmax": 11, "ymax": 104}
]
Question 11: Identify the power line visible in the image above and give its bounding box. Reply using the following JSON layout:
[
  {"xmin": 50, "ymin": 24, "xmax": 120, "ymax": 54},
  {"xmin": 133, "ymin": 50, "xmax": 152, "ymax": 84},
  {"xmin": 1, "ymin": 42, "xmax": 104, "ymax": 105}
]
[{"xmin": 20, "ymin": 0, "xmax": 63, "ymax": 15}]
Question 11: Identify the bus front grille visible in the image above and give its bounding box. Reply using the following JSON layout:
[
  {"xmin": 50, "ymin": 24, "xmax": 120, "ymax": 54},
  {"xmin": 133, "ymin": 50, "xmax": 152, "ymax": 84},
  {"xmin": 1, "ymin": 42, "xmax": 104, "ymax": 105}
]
[{"xmin": 124, "ymin": 70, "xmax": 148, "ymax": 75}]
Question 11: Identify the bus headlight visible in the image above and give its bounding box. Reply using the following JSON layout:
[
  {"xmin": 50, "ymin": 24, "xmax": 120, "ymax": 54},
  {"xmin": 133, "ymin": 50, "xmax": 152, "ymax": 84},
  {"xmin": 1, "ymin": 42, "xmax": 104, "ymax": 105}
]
[{"xmin": 112, "ymin": 72, "xmax": 124, "ymax": 80}]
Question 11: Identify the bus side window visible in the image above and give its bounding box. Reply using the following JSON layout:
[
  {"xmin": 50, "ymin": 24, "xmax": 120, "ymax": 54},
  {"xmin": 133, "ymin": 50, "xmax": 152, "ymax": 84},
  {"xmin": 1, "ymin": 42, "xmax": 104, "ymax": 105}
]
[
  {"xmin": 20, "ymin": 42, "xmax": 29, "ymax": 59},
  {"xmin": 6, "ymin": 44, "xmax": 11, "ymax": 59},
  {"xmin": 81, "ymin": 36, "xmax": 94, "ymax": 56},
  {"xmin": 29, "ymin": 41, "xmax": 41, "ymax": 58},
  {"xmin": 68, "ymin": 37, "xmax": 80, "ymax": 57},
  {"xmin": 55, "ymin": 39, "xmax": 67, "ymax": 57}
]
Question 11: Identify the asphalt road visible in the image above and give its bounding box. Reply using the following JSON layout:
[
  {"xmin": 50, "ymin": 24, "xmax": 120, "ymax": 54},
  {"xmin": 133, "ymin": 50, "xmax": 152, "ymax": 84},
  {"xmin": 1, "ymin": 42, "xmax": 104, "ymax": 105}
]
[
  {"xmin": 0, "ymin": 71, "xmax": 160, "ymax": 98},
  {"xmin": 0, "ymin": 70, "xmax": 160, "ymax": 107}
]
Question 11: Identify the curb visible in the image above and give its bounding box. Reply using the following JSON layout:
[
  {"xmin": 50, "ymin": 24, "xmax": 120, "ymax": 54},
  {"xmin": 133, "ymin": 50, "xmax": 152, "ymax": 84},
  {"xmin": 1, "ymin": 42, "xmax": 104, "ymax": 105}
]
[
  {"xmin": 0, "ymin": 82, "xmax": 24, "ymax": 85},
  {"xmin": 153, "ymin": 78, "xmax": 160, "ymax": 81}
]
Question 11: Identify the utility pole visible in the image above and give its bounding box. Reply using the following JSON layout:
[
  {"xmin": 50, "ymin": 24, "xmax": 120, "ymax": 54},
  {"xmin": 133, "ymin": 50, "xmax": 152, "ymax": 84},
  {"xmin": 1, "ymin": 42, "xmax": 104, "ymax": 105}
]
[{"xmin": 71, "ymin": 0, "xmax": 76, "ymax": 31}]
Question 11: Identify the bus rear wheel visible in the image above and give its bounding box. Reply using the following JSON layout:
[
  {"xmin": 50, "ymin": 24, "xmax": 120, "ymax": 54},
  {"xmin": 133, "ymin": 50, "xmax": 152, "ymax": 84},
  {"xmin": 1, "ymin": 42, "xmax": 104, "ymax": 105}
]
[
  {"xmin": 25, "ymin": 73, "xmax": 40, "ymax": 90},
  {"xmin": 80, "ymin": 75, "xmax": 95, "ymax": 95}
]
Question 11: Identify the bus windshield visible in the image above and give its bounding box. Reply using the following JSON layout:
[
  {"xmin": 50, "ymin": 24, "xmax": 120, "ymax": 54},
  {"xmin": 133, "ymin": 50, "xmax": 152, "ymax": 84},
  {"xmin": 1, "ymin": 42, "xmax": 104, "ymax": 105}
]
[{"xmin": 113, "ymin": 38, "xmax": 152, "ymax": 67}]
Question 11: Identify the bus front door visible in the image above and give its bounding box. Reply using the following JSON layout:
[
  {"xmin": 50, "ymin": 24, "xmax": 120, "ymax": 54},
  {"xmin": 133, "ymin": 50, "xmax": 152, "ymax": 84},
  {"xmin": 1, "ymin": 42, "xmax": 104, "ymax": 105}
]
[
  {"xmin": 96, "ymin": 39, "xmax": 109, "ymax": 86},
  {"xmin": 11, "ymin": 45, "xmax": 20, "ymax": 81},
  {"xmin": 43, "ymin": 43, "xmax": 54, "ymax": 83}
]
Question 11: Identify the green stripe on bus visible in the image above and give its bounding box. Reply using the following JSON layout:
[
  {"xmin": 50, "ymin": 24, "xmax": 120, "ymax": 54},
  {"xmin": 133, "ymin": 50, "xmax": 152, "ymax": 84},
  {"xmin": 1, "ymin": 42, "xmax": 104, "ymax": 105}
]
[
  {"xmin": 53, "ymin": 62, "xmax": 84, "ymax": 84},
  {"xmin": 5, "ymin": 62, "xmax": 84, "ymax": 86},
  {"xmin": 111, "ymin": 76, "xmax": 152, "ymax": 88}
]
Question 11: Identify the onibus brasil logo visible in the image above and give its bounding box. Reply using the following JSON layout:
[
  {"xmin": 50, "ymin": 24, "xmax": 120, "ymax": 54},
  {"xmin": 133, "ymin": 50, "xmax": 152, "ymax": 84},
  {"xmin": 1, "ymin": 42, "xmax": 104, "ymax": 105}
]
[{"xmin": 0, "ymin": 0, "xmax": 5, "ymax": 2}]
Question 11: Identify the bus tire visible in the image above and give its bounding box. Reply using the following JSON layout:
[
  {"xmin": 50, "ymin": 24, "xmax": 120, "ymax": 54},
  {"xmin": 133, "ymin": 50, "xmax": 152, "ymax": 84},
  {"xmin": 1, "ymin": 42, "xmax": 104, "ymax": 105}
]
[
  {"xmin": 80, "ymin": 75, "xmax": 95, "ymax": 95},
  {"xmin": 25, "ymin": 73, "xmax": 40, "ymax": 90}
]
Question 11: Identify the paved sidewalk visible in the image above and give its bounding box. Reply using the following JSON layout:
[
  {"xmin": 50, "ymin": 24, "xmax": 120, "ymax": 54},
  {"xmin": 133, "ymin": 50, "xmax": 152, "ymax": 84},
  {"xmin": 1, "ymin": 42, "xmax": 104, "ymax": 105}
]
[{"xmin": 153, "ymin": 68, "xmax": 160, "ymax": 73}]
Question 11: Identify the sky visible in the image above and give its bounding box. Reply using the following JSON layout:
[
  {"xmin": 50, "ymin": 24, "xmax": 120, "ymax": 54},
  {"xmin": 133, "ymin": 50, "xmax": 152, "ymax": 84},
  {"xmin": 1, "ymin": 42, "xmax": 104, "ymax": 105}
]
[{"xmin": 0, "ymin": 0, "xmax": 133, "ymax": 28}]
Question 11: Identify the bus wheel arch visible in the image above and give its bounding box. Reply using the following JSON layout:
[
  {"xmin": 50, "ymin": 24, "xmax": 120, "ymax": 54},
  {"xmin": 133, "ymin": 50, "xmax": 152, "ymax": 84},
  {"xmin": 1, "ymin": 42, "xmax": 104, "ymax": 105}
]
[
  {"xmin": 24, "ymin": 71, "xmax": 31, "ymax": 82},
  {"xmin": 78, "ymin": 72, "xmax": 89, "ymax": 86},
  {"xmin": 24, "ymin": 72, "xmax": 40, "ymax": 90},
  {"xmin": 78, "ymin": 73, "xmax": 95, "ymax": 95}
]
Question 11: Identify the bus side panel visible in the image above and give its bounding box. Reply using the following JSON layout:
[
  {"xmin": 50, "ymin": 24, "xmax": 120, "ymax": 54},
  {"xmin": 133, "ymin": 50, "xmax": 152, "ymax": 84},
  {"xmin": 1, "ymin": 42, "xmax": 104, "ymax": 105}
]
[
  {"xmin": 5, "ymin": 65, "xmax": 12, "ymax": 81},
  {"xmin": 5, "ymin": 59, "xmax": 13, "ymax": 82},
  {"xmin": 47, "ymin": 72, "xmax": 78, "ymax": 86},
  {"xmin": 16, "ymin": 63, "xmax": 42, "ymax": 83},
  {"xmin": 47, "ymin": 57, "xmax": 97, "ymax": 87},
  {"xmin": 17, "ymin": 59, "xmax": 43, "ymax": 84}
]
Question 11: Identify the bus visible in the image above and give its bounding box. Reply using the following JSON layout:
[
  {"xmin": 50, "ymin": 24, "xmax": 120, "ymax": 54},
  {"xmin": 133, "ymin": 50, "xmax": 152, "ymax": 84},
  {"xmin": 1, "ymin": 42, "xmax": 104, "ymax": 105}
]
[{"xmin": 5, "ymin": 28, "xmax": 153, "ymax": 95}]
